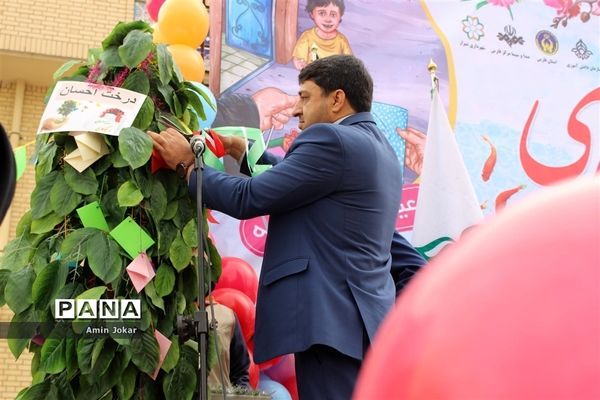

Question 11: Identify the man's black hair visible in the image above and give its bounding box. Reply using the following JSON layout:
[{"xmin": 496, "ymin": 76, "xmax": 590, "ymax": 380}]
[
  {"xmin": 298, "ymin": 55, "xmax": 373, "ymax": 112},
  {"xmin": 306, "ymin": 0, "xmax": 345, "ymax": 16}
]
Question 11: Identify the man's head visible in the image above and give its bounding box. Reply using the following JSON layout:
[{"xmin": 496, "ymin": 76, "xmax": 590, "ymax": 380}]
[
  {"xmin": 293, "ymin": 55, "xmax": 373, "ymax": 130},
  {"xmin": 306, "ymin": 0, "xmax": 345, "ymax": 35}
]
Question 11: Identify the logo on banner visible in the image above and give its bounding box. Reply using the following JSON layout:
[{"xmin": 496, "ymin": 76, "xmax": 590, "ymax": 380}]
[
  {"xmin": 240, "ymin": 215, "xmax": 269, "ymax": 256},
  {"xmin": 54, "ymin": 299, "xmax": 141, "ymax": 319}
]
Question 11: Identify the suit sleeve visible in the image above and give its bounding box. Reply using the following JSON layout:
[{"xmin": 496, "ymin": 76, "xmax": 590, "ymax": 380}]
[
  {"xmin": 229, "ymin": 318, "xmax": 251, "ymax": 388},
  {"xmin": 390, "ymin": 231, "xmax": 427, "ymax": 297},
  {"xmin": 190, "ymin": 126, "xmax": 344, "ymax": 219}
]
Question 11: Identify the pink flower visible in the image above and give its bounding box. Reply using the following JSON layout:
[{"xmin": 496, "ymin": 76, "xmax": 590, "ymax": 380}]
[
  {"xmin": 543, "ymin": 0, "xmax": 573, "ymax": 13},
  {"xmin": 591, "ymin": 0, "xmax": 600, "ymax": 15},
  {"xmin": 488, "ymin": 0, "xmax": 516, "ymax": 7}
]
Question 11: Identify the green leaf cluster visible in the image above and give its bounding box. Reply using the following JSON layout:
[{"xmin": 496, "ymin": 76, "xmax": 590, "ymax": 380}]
[{"xmin": 2, "ymin": 20, "xmax": 222, "ymax": 400}]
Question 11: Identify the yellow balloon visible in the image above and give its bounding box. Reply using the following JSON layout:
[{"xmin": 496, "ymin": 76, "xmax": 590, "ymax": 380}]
[
  {"xmin": 168, "ymin": 44, "xmax": 205, "ymax": 82},
  {"xmin": 158, "ymin": 0, "xmax": 209, "ymax": 48},
  {"xmin": 152, "ymin": 23, "xmax": 167, "ymax": 44}
]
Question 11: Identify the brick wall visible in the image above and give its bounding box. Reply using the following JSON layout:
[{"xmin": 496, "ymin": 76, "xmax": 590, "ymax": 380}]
[
  {"xmin": 0, "ymin": 0, "xmax": 135, "ymax": 59},
  {"xmin": 0, "ymin": 2, "xmax": 136, "ymax": 398}
]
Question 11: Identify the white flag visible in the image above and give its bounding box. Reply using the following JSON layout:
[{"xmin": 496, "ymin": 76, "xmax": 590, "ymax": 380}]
[{"xmin": 411, "ymin": 90, "xmax": 483, "ymax": 259}]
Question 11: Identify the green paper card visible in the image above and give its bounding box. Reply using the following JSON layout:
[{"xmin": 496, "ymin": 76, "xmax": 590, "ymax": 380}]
[
  {"xmin": 110, "ymin": 217, "xmax": 155, "ymax": 259},
  {"xmin": 76, "ymin": 201, "xmax": 109, "ymax": 232},
  {"xmin": 14, "ymin": 145, "xmax": 27, "ymax": 180}
]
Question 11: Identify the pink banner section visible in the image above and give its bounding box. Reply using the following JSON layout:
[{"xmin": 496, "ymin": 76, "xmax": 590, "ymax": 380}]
[{"xmin": 396, "ymin": 184, "xmax": 419, "ymax": 232}]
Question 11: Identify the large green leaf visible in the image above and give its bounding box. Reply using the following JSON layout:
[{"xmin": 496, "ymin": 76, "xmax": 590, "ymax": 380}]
[
  {"xmin": 65, "ymin": 336, "xmax": 78, "ymax": 378},
  {"xmin": 52, "ymin": 60, "xmax": 82, "ymax": 81},
  {"xmin": 158, "ymin": 220, "xmax": 177, "ymax": 256},
  {"xmin": 15, "ymin": 381, "xmax": 52, "ymax": 400},
  {"xmin": 101, "ymin": 188, "xmax": 126, "ymax": 227},
  {"xmin": 144, "ymin": 281, "xmax": 164, "ymax": 312},
  {"xmin": 119, "ymin": 30, "xmax": 153, "ymax": 68},
  {"xmin": 149, "ymin": 180, "xmax": 167, "ymax": 222},
  {"xmin": 156, "ymin": 44, "xmax": 174, "ymax": 86},
  {"xmin": 182, "ymin": 219, "xmax": 198, "ymax": 247},
  {"xmin": 50, "ymin": 173, "xmax": 82, "ymax": 217},
  {"xmin": 162, "ymin": 357, "xmax": 196, "ymax": 400},
  {"xmin": 5, "ymin": 267, "xmax": 35, "ymax": 314},
  {"xmin": 169, "ymin": 233, "xmax": 192, "ymax": 271},
  {"xmin": 161, "ymin": 335, "xmax": 179, "ymax": 373},
  {"xmin": 86, "ymin": 231, "xmax": 122, "ymax": 283},
  {"xmin": 31, "ymin": 212, "xmax": 63, "ymax": 235},
  {"xmin": 133, "ymin": 97, "xmax": 155, "ymax": 131},
  {"xmin": 130, "ymin": 329, "xmax": 159, "ymax": 375},
  {"xmin": 173, "ymin": 197, "xmax": 194, "ymax": 229},
  {"xmin": 100, "ymin": 46, "xmax": 125, "ymax": 68},
  {"xmin": 184, "ymin": 88, "xmax": 207, "ymax": 121},
  {"xmin": 34, "ymin": 142, "xmax": 57, "ymax": 181},
  {"xmin": 32, "ymin": 260, "xmax": 68, "ymax": 309},
  {"xmin": 0, "ymin": 269, "xmax": 10, "ymax": 306},
  {"xmin": 163, "ymin": 200, "xmax": 179, "ymax": 221},
  {"xmin": 64, "ymin": 164, "xmax": 98, "ymax": 195},
  {"xmin": 116, "ymin": 363, "xmax": 137, "ymax": 400},
  {"xmin": 40, "ymin": 338, "xmax": 66, "ymax": 374},
  {"xmin": 60, "ymin": 227, "xmax": 96, "ymax": 262},
  {"xmin": 91, "ymin": 338, "xmax": 116, "ymax": 377},
  {"xmin": 156, "ymin": 84, "xmax": 175, "ymax": 112},
  {"xmin": 122, "ymin": 70, "xmax": 150, "ymax": 95},
  {"xmin": 76, "ymin": 286, "xmax": 107, "ymax": 301},
  {"xmin": 117, "ymin": 180, "xmax": 144, "ymax": 207},
  {"xmin": 119, "ymin": 127, "xmax": 153, "ymax": 169},
  {"xmin": 31, "ymin": 171, "xmax": 58, "ymax": 219},
  {"xmin": 154, "ymin": 264, "xmax": 176, "ymax": 297},
  {"xmin": 8, "ymin": 306, "xmax": 36, "ymax": 359},
  {"xmin": 102, "ymin": 21, "xmax": 151, "ymax": 49},
  {"xmin": 0, "ymin": 234, "xmax": 34, "ymax": 272},
  {"xmin": 76, "ymin": 338, "xmax": 95, "ymax": 374}
]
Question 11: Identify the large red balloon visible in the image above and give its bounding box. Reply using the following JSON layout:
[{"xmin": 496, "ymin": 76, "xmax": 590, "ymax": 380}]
[
  {"xmin": 146, "ymin": 0, "xmax": 165, "ymax": 21},
  {"xmin": 265, "ymin": 354, "xmax": 296, "ymax": 387},
  {"xmin": 354, "ymin": 178, "xmax": 600, "ymax": 399},
  {"xmin": 248, "ymin": 351, "xmax": 260, "ymax": 389},
  {"xmin": 211, "ymin": 288, "xmax": 256, "ymax": 344},
  {"xmin": 215, "ymin": 257, "xmax": 259, "ymax": 303}
]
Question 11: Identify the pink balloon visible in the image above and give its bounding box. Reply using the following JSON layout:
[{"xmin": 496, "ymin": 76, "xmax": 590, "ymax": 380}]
[
  {"xmin": 215, "ymin": 257, "xmax": 259, "ymax": 303},
  {"xmin": 146, "ymin": 0, "xmax": 165, "ymax": 21},
  {"xmin": 354, "ymin": 178, "xmax": 600, "ymax": 399},
  {"xmin": 211, "ymin": 288, "xmax": 256, "ymax": 344}
]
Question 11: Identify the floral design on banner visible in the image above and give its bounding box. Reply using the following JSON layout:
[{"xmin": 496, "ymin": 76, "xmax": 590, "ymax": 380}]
[
  {"xmin": 571, "ymin": 39, "xmax": 593, "ymax": 59},
  {"xmin": 497, "ymin": 25, "xmax": 525, "ymax": 47},
  {"xmin": 462, "ymin": 0, "xmax": 519, "ymax": 20},
  {"xmin": 545, "ymin": 0, "xmax": 600, "ymax": 28},
  {"xmin": 535, "ymin": 30, "xmax": 559, "ymax": 55},
  {"xmin": 461, "ymin": 16, "xmax": 485, "ymax": 41}
]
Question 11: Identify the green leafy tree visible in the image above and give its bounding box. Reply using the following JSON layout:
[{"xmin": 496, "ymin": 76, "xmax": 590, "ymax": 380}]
[{"xmin": 0, "ymin": 21, "xmax": 221, "ymax": 400}]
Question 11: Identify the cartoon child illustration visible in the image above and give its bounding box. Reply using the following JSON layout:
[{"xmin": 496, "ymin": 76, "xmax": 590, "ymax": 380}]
[{"xmin": 292, "ymin": 0, "xmax": 352, "ymax": 70}]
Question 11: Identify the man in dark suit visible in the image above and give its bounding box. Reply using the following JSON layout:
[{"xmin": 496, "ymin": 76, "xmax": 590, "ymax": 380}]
[{"xmin": 151, "ymin": 55, "xmax": 424, "ymax": 399}]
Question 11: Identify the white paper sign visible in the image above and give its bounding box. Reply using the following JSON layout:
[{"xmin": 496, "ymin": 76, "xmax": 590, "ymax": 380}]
[{"xmin": 37, "ymin": 81, "xmax": 147, "ymax": 136}]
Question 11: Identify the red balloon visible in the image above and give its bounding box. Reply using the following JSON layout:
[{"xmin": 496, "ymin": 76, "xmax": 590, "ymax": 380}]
[
  {"xmin": 215, "ymin": 257, "xmax": 259, "ymax": 303},
  {"xmin": 258, "ymin": 355, "xmax": 283, "ymax": 371},
  {"xmin": 281, "ymin": 375, "xmax": 299, "ymax": 400},
  {"xmin": 146, "ymin": 0, "xmax": 165, "ymax": 21},
  {"xmin": 354, "ymin": 178, "xmax": 600, "ymax": 399},
  {"xmin": 265, "ymin": 353, "xmax": 295, "ymax": 385},
  {"xmin": 248, "ymin": 351, "xmax": 260, "ymax": 389},
  {"xmin": 211, "ymin": 288, "xmax": 256, "ymax": 344}
]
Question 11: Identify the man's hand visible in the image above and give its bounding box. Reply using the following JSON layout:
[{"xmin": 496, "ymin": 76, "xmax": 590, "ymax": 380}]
[
  {"xmin": 397, "ymin": 127, "xmax": 426, "ymax": 176},
  {"xmin": 218, "ymin": 134, "xmax": 247, "ymax": 162},
  {"xmin": 148, "ymin": 128, "xmax": 194, "ymax": 170},
  {"xmin": 251, "ymin": 87, "xmax": 299, "ymax": 131}
]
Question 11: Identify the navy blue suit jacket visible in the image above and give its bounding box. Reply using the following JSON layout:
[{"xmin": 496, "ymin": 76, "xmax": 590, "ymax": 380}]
[{"xmin": 191, "ymin": 112, "xmax": 423, "ymax": 362}]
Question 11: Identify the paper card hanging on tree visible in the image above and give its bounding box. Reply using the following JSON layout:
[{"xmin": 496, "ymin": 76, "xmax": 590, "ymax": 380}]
[
  {"xmin": 37, "ymin": 81, "xmax": 147, "ymax": 136},
  {"xmin": 13, "ymin": 145, "xmax": 27, "ymax": 180},
  {"xmin": 76, "ymin": 201, "xmax": 109, "ymax": 232},
  {"xmin": 125, "ymin": 252, "xmax": 155, "ymax": 293},
  {"xmin": 109, "ymin": 217, "xmax": 155, "ymax": 259},
  {"xmin": 64, "ymin": 132, "xmax": 110, "ymax": 172},
  {"xmin": 150, "ymin": 330, "xmax": 172, "ymax": 380}
]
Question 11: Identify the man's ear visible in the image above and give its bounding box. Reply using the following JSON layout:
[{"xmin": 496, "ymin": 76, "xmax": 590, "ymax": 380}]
[{"xmin": 330, "ymin": 89, "xmax": 346, "ymax": 113}]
